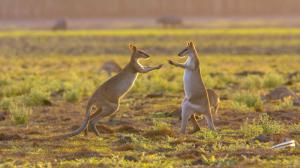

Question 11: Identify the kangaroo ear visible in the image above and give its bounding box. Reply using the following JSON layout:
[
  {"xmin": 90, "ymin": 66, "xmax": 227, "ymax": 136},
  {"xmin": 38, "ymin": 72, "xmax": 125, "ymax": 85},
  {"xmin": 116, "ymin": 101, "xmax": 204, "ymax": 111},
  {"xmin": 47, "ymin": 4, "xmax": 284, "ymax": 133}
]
[
  {"xmin": 188, "ymin": 41, "xmax": 194, "ymax": 46},
  {"xmin": 129, "ymin": 44, "xmax": 137, "ymax": 51}
]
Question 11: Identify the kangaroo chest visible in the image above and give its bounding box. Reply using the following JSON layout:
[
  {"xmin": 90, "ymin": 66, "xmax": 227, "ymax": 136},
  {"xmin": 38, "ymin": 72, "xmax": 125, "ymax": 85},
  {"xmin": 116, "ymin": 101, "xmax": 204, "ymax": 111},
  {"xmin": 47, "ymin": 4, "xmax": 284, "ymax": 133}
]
[
  {"xmin": 116, "ymin": 73, "xmax": 138, "ymax": 97},
  {"xmin": 183, "ymin": 60, "xmax": 205, "ymax": 100}
]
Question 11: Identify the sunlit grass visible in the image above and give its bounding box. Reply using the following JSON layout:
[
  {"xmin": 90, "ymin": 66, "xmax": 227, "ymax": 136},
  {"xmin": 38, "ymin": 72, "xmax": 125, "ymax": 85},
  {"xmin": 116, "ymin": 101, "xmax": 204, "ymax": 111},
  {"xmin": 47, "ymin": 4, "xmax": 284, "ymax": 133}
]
[
  {"xmin": 9, "ymin": 102, "xmax": 32, "ymax": 125},
  {"xmin": 233, "ymin": 91, "xmax": 263, "ymax": 112},
  {"xmin": 2, "ymin": 28, "xmax": 300, "ymax": 37},
  {"xmin": 240, "ymin": 113, "xmax": 284, "ymax": 138}
]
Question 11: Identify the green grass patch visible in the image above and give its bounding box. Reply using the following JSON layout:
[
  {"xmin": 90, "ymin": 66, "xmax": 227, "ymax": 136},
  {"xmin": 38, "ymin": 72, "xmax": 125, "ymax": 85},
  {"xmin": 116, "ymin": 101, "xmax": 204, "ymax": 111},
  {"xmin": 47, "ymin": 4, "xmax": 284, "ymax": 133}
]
[
  {"xmin": 23, "ymin": 89, "xmax": 51, "ymax": 106},
  {"xmin": 241, "ymin": 75, "xmax": 263, "ymax": 90},
  {"xmin": 233, "ymin": 91, "xmax": 263, "ymax": 112},
  {"xmin": 263, "ymin": 73, "xmax": 284, "ymax": 89},
  {"xmin": 240, "ymin": 113, "xmax": 284, "ymax": 138},
  {"xmin": 274, "ymin": 96, "xmax": 294, "ymax": 111},
  {"xmin": 9, "ymin": 102, "xmax": 31, "ymax": 125}
]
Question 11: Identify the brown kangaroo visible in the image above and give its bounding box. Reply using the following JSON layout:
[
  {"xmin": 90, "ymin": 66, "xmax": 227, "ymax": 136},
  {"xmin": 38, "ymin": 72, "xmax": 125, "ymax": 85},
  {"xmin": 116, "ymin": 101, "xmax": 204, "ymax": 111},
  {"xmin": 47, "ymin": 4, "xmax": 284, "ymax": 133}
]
[{"xmin": 54, "ymin": 44, "xmax": 163, "ymax": 139}]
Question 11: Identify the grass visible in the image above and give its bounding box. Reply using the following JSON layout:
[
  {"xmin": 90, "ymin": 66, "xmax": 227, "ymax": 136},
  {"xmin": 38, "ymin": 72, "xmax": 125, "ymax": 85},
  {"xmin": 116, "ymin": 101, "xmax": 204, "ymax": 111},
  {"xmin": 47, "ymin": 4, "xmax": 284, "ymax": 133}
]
[
  {"xmin": 241, "ymin": 75, "xmax": 263, "ymax": 90},
  {"xmin": 64, "ymin": 88, "xmax": 80, "ymax": 102},
  {"xmin": 274, "ymin": 96, "xmax": 294, "ymax": 111},
  {"xmin": 240, "ymin": 113, "xmax": 284, "ymax": 138},
  {"xmin": 0, "ymin": 97, "xmax": 12, "ymax": 111},
  {"xmin": 2, "ymin": 28, "xmax": 300, "ymax": 37},
  {"xmin": 258, "ymin": 113, "xmax": 284, "ymax": 135},
  {"xmin": 23, "ymin": 89, "xmax": 51, "ymax": 106},
  {"xmin": 233, "ymin": 91, "xmax": 263, "ymax": 112},
  {"xmin": 144, "ymin": 122, "xmax": 176, "ymax": 140},
  {"xmin": 263, "ymin": 73, "xmax": 284, "ymax": 89},
  {"xmin": 9, "ymin": 102, "xmax": 31, "ymax": 125},
  {"xmin": 0, "ymin": 28, "xmax": 299, "ymax": 167},
  {"xmin": 3, "ymin": 28, "xmax": 300, "ymax": 57},
  {"xmin": 288, "ymin": 123, "xmax": 300, "ymax": 133}
]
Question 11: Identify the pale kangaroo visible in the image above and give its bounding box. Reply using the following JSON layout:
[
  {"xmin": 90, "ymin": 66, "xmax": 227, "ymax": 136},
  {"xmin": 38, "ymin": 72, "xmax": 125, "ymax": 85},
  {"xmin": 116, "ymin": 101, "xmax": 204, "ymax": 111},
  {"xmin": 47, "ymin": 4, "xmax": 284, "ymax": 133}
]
[
  {"xmin": 168, "ymin": 42, "xmax": 216, "ymax": 133},
  {"xmin": 177, "ymin": 88, "xmax": 220, "ymax": 121},
  {"xmin": 55, "ymin": 45, "xmax": 162, "ymax": 139}
]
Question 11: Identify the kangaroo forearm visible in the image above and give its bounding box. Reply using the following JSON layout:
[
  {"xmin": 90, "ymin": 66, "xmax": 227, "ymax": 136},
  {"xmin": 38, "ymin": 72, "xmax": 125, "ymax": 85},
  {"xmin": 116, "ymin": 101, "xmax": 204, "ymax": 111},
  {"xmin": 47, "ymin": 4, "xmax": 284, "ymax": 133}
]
[
  {"xmin": 179, "ymin": 63, "xmax": 196, "ymax": 71},
  {"xmin": 170, "ymin": 61, "xmax": 196, "ymax": 70},
  {"xmin": 172, "ymin": 62, "xmax": 187, "ymax": 69},
  {"xmin": 138, "ymin": 67, "xmax": 156, "ymax": 73}
]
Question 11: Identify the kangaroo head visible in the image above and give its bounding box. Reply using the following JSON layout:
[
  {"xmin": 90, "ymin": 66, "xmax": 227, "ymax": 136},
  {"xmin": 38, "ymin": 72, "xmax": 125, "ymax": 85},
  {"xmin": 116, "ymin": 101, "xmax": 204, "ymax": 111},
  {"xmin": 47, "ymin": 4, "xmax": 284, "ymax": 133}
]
[
  {"xmin": 129, "ymin": 44, "xmax": 150, "ymax": 59},
  {"xmin": 177, "ymin": 41, "xmax": 196, "ymax": 57}
]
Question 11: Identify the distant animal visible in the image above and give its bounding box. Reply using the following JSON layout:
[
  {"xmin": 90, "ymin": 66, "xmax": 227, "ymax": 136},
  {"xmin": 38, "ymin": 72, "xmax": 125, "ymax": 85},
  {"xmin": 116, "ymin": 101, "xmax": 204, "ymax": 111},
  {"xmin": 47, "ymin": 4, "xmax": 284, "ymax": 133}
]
[
  {"xmin": 168, "ymin": 42, "xmax": 216, "ymax": 133},
  {"xmin": 54, "ymin": 44, "xmax": 163, "ymax": 139},
  {"xmin": 100, "ymin": 60, "xmax": 122, "ymax": 76},
  {"xmin": 52, "ymin": 19, "xmax": 67, "ymax": 31},
  {"xmin": 157, "ymin": 16, "xmax": 183, "ymax": 28}
]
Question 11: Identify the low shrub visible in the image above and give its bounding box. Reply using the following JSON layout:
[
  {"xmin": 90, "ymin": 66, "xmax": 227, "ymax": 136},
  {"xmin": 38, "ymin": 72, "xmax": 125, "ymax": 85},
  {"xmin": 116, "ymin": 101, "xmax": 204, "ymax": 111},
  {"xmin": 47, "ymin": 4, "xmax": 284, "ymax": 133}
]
[
  {"xmin": 0, "ymin": 97, "xmax": 12, "ymax": 111},
  {"xmin": 64, "ymin": 89, "xmax": 80, "ymax": 102},
  {"xmin": 274, "ymin": 96, "xmax": 294, "ymax": 111},
  {"xmin": 240, "ymin": 75, "xmax": 263, "ymax": 90},
  {"xmin": 9, "ymin": 102, "xmax": 31, "ymax": 125},
  {"xmin": 23, "ymin": 89, "xmax": 51, "ymax": 106},
  {"xmin": 263, "ymin": 73, "xmax": 284, "ymax": 89},
  {"xmin": 233, "ymin": 92, "xmax": 263, "ymax": 112},
  {"xmin": 240, "ymin": 113, "xmax": 284, "ymax": 138}
]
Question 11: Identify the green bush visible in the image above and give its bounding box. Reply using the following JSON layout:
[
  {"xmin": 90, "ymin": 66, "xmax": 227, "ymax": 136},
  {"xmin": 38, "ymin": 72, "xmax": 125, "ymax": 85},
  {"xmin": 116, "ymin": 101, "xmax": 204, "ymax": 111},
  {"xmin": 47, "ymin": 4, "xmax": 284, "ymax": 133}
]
[
  {"xmin": 233, "ymin": 91, "xmax": 263, "ymax": 112},
  {"xmin": 240, "ymin": 113, "xmax": 284, "ymax": 138},
  {"xmin": 263, "ymin": 73, "xmax": 284, "ymax": 89},
  {"xmin": 9, "ymin": 102, "xmax": 31, "ymax": 125},
  {"xmin": 240, "ymin": 75, "xmax": 263, "ymax": 90},
  {"xmin": 64, "ymin": 89, "xmax": 80, "ymax": 102},
  {"xmin": 258, "ymin": 113, "xmax": 284, "ymax": 135},
  {"xmin": 240, "ymin": 118, "xmax": 263, "ymax": 138},
  {"xmin": 23, "ymin": 89, "xmax": 51, "ymax": 106},
  {"xmin": 274, "ymin": 96, "xmax": 294, "ymax": 111},
  {"xmin": 288, "ymin": 123, "xmax": 300, "ymax": 133},
  {"xmin": 0, "ymin": 97, "xmax": 12, "ymax": 111},
  {"xmin": 0, "ymin": 78, "xmax": 10, "ymax": 87},
  {"xmin": 1, "ymin": 82, "xmax": 32, "ymax": 97}
]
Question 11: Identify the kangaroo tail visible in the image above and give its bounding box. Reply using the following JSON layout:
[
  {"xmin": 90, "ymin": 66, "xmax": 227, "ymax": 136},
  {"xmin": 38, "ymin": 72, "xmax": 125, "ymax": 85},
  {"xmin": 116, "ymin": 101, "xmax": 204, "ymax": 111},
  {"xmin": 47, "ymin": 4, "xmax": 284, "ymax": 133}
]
[{"xmin": 52, "ymin": 105, "xmax": 93, "ymax": 140}]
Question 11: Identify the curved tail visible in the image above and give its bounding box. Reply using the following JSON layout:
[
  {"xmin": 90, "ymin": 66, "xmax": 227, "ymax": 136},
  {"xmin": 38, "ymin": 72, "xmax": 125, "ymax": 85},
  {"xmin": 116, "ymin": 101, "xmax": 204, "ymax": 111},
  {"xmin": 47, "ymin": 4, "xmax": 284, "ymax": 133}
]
[{"xmin": 52, "ymin": 105, "xmax": 93, "ymax": 140}]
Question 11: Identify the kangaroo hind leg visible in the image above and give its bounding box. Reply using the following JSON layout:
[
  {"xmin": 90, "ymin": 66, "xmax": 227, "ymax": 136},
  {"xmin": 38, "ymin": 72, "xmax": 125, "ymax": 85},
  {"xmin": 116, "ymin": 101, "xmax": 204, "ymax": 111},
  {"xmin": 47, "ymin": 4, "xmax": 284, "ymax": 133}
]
[
  {"xmin": 191, "ymin": 114, "xmax": 201, "ymax": 133},
  {"xmin": 180, "ymin": 102, "xmax": 194, "ymax": 134},
  {"xmin": 89, "ymin": 104, "xmax": 118, "ymax": 136},
  {"xmin": 204, "ymin": 109, "xmax": 216, "ymax": 131},
  {"xmin": 84, "ymin": 107, "xmax": 102, "ymax": 136}
]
